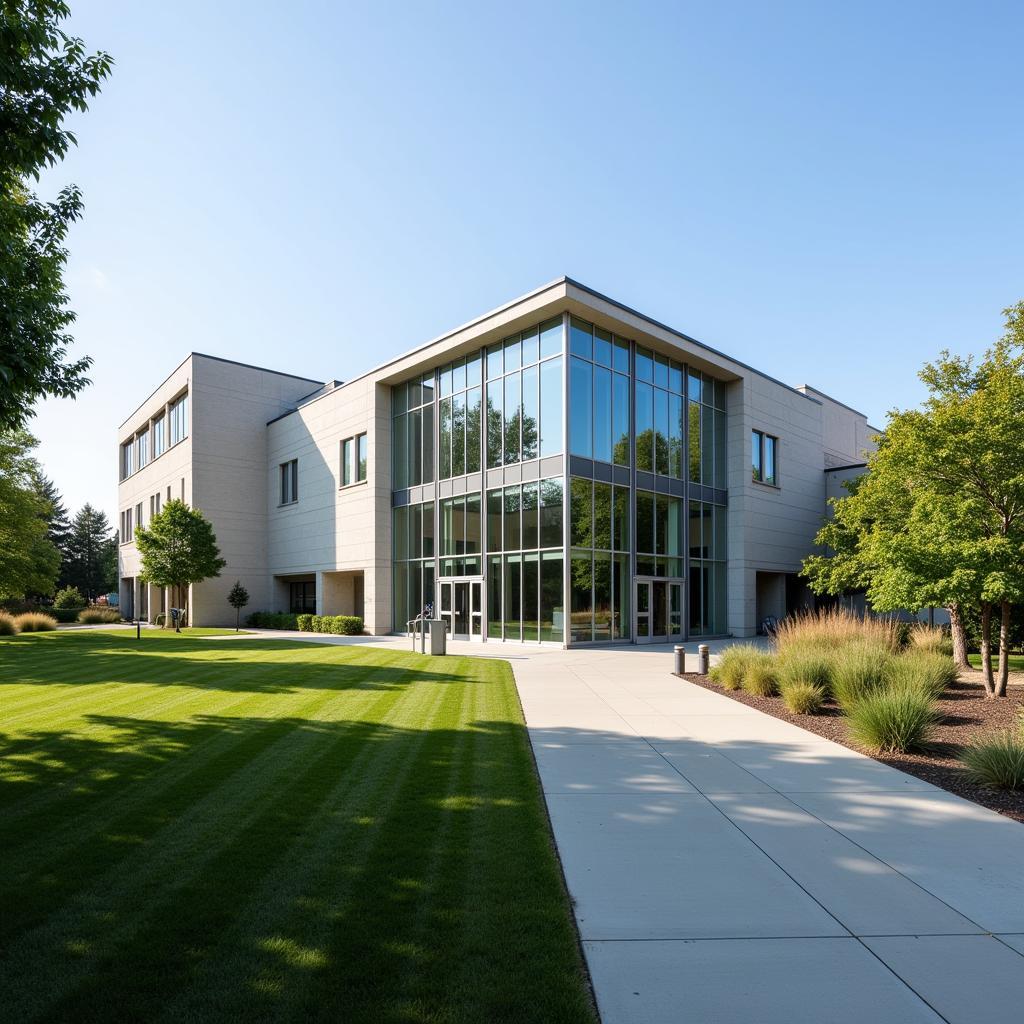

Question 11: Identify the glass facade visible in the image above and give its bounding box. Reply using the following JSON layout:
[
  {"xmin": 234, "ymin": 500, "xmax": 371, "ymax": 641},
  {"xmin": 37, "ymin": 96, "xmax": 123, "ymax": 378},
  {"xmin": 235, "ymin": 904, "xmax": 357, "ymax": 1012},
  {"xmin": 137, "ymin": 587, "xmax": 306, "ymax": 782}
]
[{"xmin": 391, "ymin": 312, "xmax": 731, "ymax": 643}]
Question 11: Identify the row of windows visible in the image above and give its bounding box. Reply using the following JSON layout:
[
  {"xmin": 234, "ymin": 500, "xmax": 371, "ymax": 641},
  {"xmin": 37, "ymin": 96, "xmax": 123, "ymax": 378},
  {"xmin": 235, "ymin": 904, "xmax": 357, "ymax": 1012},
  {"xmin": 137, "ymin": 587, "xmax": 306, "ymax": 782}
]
[
  {"xmin": 120, "ymin": 393, "xmax": 187, "ymax": 480},
  {"xmin": 752, "ymin": 429, "xmax": 778, "ymax": 485},
  {"xmin": 487, "ymin": 552, "xmax": 563, "ymax": 643},
  {"xmin": 120, "ymin": 482, "xmax": 183, "ymax": 544}
]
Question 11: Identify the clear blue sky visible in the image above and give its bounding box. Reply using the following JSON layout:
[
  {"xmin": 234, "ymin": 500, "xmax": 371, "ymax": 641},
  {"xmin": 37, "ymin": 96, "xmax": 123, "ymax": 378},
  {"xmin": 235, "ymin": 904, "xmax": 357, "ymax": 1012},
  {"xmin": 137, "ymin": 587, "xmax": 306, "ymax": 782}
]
[{"xmin": 33, "ymin": 0, "xmax": 1024, "ymax": 526}]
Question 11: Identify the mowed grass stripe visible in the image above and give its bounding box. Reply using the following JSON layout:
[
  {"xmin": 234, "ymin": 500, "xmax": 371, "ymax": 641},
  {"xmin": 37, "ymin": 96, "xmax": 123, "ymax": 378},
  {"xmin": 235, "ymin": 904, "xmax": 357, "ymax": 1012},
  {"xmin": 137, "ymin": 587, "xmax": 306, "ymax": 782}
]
[
  {"xmin": 0, "ymin": 634, "xmax": 595, "ymax": 1024},
  {"xmin": 17, "ymin": 672, "xmax": 449, "ymax": 1022}
]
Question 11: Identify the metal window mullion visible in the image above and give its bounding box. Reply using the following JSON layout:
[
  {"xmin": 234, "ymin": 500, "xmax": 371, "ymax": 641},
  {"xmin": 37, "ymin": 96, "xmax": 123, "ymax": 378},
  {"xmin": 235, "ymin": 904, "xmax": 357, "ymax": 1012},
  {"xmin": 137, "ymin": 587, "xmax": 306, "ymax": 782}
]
[{"xmin": 561, "ymin": 311, "xmax": 571, "ymax": 648}]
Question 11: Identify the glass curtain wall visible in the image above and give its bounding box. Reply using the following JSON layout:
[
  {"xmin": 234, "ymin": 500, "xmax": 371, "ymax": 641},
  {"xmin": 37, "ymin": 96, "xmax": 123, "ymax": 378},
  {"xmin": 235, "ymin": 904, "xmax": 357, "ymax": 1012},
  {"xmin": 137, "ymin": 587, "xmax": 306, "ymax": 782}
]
[
  {"xmin": 689, "ymin": 500, "xmax": 727, "ymax": 635},
  {"xmin": 569, "ymin": 477, "xmax": 630, "ymax": 642},
  {"xmin": 688, "ymin": 370, "xmax": 728, "ymax": 488},
  {"xmin": 392, "ymin": 501, "xmax": 435, "ymax": 627},
  {"xmin": 439, "ymin": 492, "xmax": 481, "ymax": 576},
  {"xmin": 568, "ymin": 317, "xmax": 631, "ymax": 464},
  {"xmin": 635, "ymin": 490, "xmax": 684, "ymax": 578},
  {"xmin": 634, "ymin": 346, "xmax": 685, "ymax": 476},
  {"xmin": 486, "ymin": 318, "xmax": 563, "ymax": 468},
  {"xmin": 438, "ymin": 354, "xmax": 482, "ymax": 479},
  {"xmin": 486, "ymin": 477, "xmax": 563, "ymax": 642},
  {"xmin": 392, "ymin": 373, "xmax": 435, "ymax": 489}
]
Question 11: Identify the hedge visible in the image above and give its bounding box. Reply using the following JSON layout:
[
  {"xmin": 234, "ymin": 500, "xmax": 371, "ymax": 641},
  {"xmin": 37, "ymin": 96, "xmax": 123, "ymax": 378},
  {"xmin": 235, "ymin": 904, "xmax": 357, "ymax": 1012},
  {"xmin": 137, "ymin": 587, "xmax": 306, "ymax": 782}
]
[{"xmin": 248, "ymin": 611, "xmax": 363, "ymax": 635}]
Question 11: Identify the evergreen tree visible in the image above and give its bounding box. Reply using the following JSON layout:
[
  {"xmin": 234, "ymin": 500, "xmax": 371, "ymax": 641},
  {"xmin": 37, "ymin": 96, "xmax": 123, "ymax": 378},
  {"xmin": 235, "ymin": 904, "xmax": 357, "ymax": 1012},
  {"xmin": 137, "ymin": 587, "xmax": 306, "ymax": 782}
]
[
  {"xmin": 33, "ymin": 472, "xmax": 72, "ymax": 578},
  {"xmin": 64, "ymin": 503, "xmax": 114, "ymax": 600}
]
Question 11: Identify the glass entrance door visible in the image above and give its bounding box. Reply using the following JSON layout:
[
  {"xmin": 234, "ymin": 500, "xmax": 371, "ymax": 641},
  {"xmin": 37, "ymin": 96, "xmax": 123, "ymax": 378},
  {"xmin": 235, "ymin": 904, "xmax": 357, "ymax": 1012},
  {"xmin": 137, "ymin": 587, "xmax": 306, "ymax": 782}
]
[
  {"xmin": 634, "ymin": 578, "xmax": 684, "ymax": 644},
  {"xmin": 437, "ymin": 578, "xmax": 483, "ymax": 641}
]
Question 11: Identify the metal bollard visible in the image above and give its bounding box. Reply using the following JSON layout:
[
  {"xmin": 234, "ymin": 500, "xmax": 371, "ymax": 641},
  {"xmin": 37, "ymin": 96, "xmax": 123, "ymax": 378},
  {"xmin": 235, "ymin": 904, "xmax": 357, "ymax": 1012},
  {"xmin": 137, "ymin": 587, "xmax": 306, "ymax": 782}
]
[
  {"xmin": 698, "ymin": 644, "xmax": 710, "ymax": 675},
  {"xmin": 673, "ymin": 644, "xmax": 685, "ymax": 675}
]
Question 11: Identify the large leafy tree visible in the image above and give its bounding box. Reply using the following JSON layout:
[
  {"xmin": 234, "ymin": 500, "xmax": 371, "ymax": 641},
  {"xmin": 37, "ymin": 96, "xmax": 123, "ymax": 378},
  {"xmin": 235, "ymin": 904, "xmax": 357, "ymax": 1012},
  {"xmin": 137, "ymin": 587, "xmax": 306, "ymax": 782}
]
[
  {"xmin": 0, "ymin": 430, "xmax": 61, "ymax": 600},
  {"xmin": 0, "ymin": 1, "xmax": 112, "ymax": 430},
  {"xmin": 804, "ymin": 302, "xmax": 1024, "ymax": 696},
  {"xmin": 63, "ymin": 502, "xmax": 114, "ymax": 600},
  {"xmin": 135, "ymin": 500, "xmax": 226, "ymax": 629}
]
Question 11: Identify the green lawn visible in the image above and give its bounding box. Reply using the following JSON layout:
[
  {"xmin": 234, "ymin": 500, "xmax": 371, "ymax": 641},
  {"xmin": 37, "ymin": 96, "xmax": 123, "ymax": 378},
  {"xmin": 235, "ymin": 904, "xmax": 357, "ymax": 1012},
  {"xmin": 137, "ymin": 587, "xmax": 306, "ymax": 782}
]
[
  {"xmin": 0, "ymin": 631, "xmax": 594, "ymax": 1023},
  {"xmin": 969, "ymin": 653, "xmax": 1024, "ymax": 672}
]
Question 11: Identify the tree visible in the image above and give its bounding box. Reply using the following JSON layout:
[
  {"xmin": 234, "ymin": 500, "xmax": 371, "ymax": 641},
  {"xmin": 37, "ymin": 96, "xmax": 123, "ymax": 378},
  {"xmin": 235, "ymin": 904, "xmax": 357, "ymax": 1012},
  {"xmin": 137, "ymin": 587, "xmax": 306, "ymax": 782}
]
[
  {"xmin": 1, "ymin": 2, "xmax": 112, "ymax": 430},
  {"xmin": 53, "ymin": 584, "xmax": 84, "ymax": 608},
  {"xmin": 63, "ymin": 503, "xmax": 114, "ymax": 600},
  {"xmin": 227, "ymin": 581, "xmax": 249, "ymax": 632},
  {"xmin": 0, "ymin": 429, "xmax": 61, "ymax": 601},
  {"xmin": 804, "ymin": 302, "xmax": 1024, "ymax": 696},
  {"xmin": 135, "ymin": 500, "xmax": 226, "ymax": 631}
]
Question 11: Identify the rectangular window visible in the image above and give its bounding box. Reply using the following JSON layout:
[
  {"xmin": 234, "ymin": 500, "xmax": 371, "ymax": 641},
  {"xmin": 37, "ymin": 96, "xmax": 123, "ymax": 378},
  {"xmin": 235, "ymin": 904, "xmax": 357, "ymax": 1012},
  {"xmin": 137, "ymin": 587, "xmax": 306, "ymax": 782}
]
[
  {"xmin": 280, "ymin": 459, "xmax": 298, "ymax": 504},
  {"xmin": 289, "ymin": 581, "xmax": 316, "ymax": 614},
  {"xmin": 752, "ymin": 430, "xmax": 778, "ymax": 485},
  {"xmin": 357, "ymin": 433, "xmax": 368, "ymax": 481},
  {"xmin": 342, "ymin": 438, "xmax": 353, "ymax": 486},
  {"xmin": 135, "ymin": 502, "xmax": 143, "ymax": 535},
  {"xmin": 136, "ymin": 428, "xmax": 149, "ymax": 470},
  {"xmin": 152, "ymin": 416, "xmax": 165, "ymax": 458},
  {"xmin": 120, "ymin": 440, "xmax": 134, "ymax": 479},
  {"xmin": 569, "ymin": 356, "xmax": 592, "ymax": 457},
  {"xmin": 169, "ymin": 393, "xmax": 188, "ymax": 445},
  {"xmin": 539, "ymin": 356, "xmax": 562, "ymax": 458},
  {"xmin": 343, "ymin": 433, "xmax": 368, "ymax": 485}
]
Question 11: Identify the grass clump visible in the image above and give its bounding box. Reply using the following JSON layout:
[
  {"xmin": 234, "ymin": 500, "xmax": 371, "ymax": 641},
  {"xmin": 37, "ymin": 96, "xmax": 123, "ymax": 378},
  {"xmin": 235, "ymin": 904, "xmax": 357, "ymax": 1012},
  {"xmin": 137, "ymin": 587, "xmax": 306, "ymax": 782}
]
[
  {"xmin": 832, "ymin": 641, "xmax": 889, "ymax": 711},
  {"xmin": 715, "ymin": 644, "xmax": 762, "ymax": 690},
  {"xmin": 14, "ymin": 612, "xmax": 58, "ymax": 632},
  {"xmin": 909, "ymin": 623, "xmax": 954, "ymax": 657},
  {"xmin": 883, "ymin": 651, "xmax": 957, "ymax": 699},
  {"xmin": 741, "ymin": 654, "xmax": 779, "ymax": 697},
  {"xmin": 847, "ymin": 686, "xmax": 938, "ymax": 753},
  {"xmin": 0, "ymin": 611, "xmax": 19, "ymax": 636},
  {"xmin": 778, "ymin": 649, "xmax": 834, "ymax": 696},
  {"xmin": 77, "ymin": 607, "xmax": 122, "ymax": 624},
  {"xmin": 773, "ymin": 607, "xmax": 902, "ymax": 657},
  {"xmin": 960, "ymin": 730, "xmax": 1024, "ymax": 791},
  {"xmin": 780, "ymin": 680, "xmax": 826, "ymax": 714}
]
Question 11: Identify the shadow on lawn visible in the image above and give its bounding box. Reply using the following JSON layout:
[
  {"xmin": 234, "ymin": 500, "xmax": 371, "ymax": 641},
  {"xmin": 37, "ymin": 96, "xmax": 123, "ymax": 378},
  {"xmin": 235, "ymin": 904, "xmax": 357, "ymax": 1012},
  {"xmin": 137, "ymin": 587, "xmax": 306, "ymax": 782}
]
[
  {"xmin": 0, "ymin": 709, "xmax": 597, "ymax": 1024},
  {"xmin": 1, "ymin": 633, "xmax": 467, "ymax": 694}
]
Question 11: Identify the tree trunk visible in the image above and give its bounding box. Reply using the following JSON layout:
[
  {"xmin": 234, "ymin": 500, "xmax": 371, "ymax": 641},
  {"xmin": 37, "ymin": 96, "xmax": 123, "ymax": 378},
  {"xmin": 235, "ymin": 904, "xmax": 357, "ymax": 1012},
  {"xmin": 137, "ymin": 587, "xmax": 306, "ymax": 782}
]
[
  {"xmin": 980, "ymin": 602, "xmax": 994, "ymax": 696},
  {"xmin": 948, "ymin": 604, "xmax": 969, "ymax": 672},
  {"xmin": 996, "ymin": 600, "xmax": 1010, "ymax": 698},
  {"xmin": 236, "ymin": 607, "xmax": 240, "ymax": 632}
]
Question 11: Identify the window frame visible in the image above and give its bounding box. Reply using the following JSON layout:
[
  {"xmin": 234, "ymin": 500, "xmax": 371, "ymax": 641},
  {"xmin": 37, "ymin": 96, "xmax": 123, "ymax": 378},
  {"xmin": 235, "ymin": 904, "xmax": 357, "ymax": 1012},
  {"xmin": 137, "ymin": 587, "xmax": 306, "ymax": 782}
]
[
  {"xmin": 340, "ymin": 432, "xmax": 368, "ymax": 488},
  {"xmin": 751, "ymin": 429, "xmax": 779, "ymax": 486},
  {"xmin": 279, "ymin": 458, "xmax": 298, "ymax": 505}
]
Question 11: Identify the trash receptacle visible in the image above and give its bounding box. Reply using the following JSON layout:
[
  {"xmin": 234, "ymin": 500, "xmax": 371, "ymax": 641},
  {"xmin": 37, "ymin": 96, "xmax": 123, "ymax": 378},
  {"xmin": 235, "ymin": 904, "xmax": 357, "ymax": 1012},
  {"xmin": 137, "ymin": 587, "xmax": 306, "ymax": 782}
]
[{"xmin": 428, "ymin": 619, "xmax": 446, "ymax": 656}]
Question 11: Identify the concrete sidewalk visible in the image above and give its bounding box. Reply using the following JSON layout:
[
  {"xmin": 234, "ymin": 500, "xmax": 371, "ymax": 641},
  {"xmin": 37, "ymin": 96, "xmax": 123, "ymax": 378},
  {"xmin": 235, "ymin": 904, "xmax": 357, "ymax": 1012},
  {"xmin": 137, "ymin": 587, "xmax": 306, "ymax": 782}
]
[{"xmin": 514, "ymin": 647, "xmax": 1024, "ymax": 1024}]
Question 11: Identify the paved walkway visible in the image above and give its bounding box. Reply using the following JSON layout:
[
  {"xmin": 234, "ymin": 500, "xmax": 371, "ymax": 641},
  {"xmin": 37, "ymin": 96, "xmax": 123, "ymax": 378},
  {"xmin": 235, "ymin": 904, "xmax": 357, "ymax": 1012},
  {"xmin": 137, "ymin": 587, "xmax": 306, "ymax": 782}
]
[{"xmin": 228, "ymin": 631, "xmax": 1024, "ymax": 1022}]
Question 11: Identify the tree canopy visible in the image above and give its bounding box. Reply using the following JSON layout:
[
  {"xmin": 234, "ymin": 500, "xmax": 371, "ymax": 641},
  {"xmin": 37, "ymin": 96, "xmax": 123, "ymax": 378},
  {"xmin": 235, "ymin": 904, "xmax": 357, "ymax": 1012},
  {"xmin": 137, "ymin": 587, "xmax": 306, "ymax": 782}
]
[
  {"xmin": 0, "ymin": 1, "xmax": 112, "ymax": 430},
  {"xmin": 804, "ymin": 301, "xmax": 1024, "ymax": 696},
  {"xmin": 62, "ymin": 502, "xmax": 116, "ymax": 600}
]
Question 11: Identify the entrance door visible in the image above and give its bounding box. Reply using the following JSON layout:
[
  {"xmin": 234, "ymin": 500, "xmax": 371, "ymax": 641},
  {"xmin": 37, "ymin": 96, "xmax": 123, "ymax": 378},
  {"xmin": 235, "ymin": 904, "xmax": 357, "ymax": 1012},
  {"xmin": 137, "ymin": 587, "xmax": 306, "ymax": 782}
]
[
  {"xmin": 437, "ymin": 578, "xmax": 484, "ymax": 641},
  {"xmin": 634, "ymin": 578, "xmax": 685, "ymax": 644}
]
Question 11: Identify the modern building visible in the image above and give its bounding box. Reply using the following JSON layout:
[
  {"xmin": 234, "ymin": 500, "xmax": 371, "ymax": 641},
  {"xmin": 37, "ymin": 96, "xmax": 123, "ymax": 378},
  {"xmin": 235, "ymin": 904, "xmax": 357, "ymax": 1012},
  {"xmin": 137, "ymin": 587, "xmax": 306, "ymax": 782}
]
[{"xmin": 117, "ymin": 278, "xmax": 878, "ymax": 644}]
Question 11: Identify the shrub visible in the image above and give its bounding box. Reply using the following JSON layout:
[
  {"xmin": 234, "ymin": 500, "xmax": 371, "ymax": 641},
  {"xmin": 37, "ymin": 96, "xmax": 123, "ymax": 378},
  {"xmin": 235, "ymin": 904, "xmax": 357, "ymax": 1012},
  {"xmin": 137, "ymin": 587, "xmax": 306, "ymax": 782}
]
[
  {"xmin": 0, "ymin": 612, "xmax": 20, "ymax": 636},
  {"xmin": 715, "ymin": 644, "xmax": 761, "ymax": 690},
  {"xmin": 319, "ymin": 615, "xmax": 363, "ymax": 636},
  {"xmin": 831, "ymin": 642, "xmax": 889, "ymax": 711},
  {"xmin": 51, "ymin": 607, "xmax": 83, "ymax": 623},
  {"xmin": 778, "ymin": 649, "xmax": 834, "ymax": 696},
  {"xmin": 14, "ymin": 612, "xmax": 58, "ymax": 632},
  {"xmin": 780, "ymin": 680, "xmax": 826, "ymax": 714},
  {"xmin": 773, "ymin": 607, "xmax": 902, "ymax": 657},
  {"xmin": 847, "ymin": 687, "xmax": 938, "ymax": 753},
  {"xmin": 960, "ymin": 731, "xmax": 1024, "ymax": 791},
  {"xmin": 246, "ymin": 611, "xmax": 299, "ymax": 630},
  {"xmin": 54, "ymin": 586, "xmax": 86, "ymax": 609},
  {"xmin": 883, "ymin": 651, "xmax": 957, "ymax": 699},
  {"xmin": 908, "ymin": 624, "xmax": 954, "ymax": 657},
  {"xmin": 297, "ymin": 614, "xmax": 314, "ymax": 632},
  {"xmin": 742, "ymin": 654, "xmax": 779, "ymax": 697},
  {"xmin": 77, "ymin": 607, "xmax": 122, "ymax": 624}
]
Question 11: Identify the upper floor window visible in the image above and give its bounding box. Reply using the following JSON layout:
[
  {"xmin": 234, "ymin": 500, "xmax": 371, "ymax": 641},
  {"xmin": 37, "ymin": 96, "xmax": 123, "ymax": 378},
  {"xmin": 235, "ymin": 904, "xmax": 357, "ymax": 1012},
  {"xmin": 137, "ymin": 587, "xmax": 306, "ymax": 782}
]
[
  {"xmin": 152, "ymin": 416, "xmax": 165, "ymax": 458},
  {"xmin": 752, "ymin": 430, "xmax": 778, "ymax": 485},
  {"xmin": 169, "ymin": 393, "xmax": 189, "ymax": 446},
  {"xmin": 633, "ymin": 343, "xmax": 683, "ymax": 477},
  {"xmin": 120, "ymin": 440, "xmax": 134, "ymax": 479},
  {"xmin": 136, "ymin": 428, "xmax": 149, "ymax": 470},
  {"xmin": 120, "ymin": 507, "xmax": 133, "ymax": 542},
  {"xmin": 392, "ymin": 373, "xmax": 434, "ymax": 489},
  {"xmin": 280, "ymin": 459, "xmax": 298, "ymax": 504},
  {"xmin": 342, "ymin": 433, "xmax": 368, "ymax": 486},
  {"xmin": 134, "ymin": 502, "xmax": 143, "ymax": 535},
  {"xmin": 487, "ymin": 318, "xmax": 562, "ymax": 470},
  {"xmin": 688, "ymin": 371, "xmax": 728, "ymax": 489},
  {"xmin": 570, "ymin": 316, "xmax": 630, "ymax": 467},
  {"xmin": 440, "ymin": 352, "xmax": 482, "ymax": 479}
]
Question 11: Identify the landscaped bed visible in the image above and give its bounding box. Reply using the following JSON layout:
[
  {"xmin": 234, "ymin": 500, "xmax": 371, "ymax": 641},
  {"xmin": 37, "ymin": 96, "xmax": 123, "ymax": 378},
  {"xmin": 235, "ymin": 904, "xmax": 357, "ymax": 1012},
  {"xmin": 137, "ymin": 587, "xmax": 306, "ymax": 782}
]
[
  {"xmin": 677, "ymin": 609, "xmax": 1024, "ymax": 824},
  {"xmin": 0, "ymin": 630, "xmax": 595, "ymax": 1023}
]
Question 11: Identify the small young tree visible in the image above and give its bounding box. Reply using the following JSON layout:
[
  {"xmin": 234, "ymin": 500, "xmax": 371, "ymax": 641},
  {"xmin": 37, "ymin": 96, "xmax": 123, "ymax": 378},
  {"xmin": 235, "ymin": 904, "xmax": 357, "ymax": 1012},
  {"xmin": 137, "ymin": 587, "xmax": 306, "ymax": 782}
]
[
  {"xmin": 227, "ymin": 581, "xmax": 249, "ymax": 632},
  {"xmin": 134, "ymin": 500, "xmax": 226, "ymax": 632},
  {"xmin": 53, "ymin": 585, "xmax": 85, "ymax": 608}
]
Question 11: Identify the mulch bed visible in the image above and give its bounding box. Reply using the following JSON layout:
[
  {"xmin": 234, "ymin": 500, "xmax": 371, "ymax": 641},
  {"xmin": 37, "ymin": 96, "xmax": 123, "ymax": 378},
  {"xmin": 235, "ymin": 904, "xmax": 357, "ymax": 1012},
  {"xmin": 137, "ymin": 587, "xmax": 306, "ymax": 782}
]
[{"xmin": 679, "ymin": 673, "xmax": 1024, "ymax": 824}]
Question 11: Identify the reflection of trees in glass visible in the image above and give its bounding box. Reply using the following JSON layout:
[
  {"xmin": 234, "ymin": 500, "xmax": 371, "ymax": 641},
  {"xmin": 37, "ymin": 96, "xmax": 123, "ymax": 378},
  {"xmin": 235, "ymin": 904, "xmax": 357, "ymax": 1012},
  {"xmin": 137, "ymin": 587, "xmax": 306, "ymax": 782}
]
[
  {"xmin": 486, "ymin": 389, "xmax": 501, "ymax": 467},
  {"xmin": 689, "ymin": 402, "xmax": 701, "ymax": 481},
  {"xmin": 466, "ymin": 389, "xmax": 481, "ymax": 473},
  {"xmin": 635, "ymin": 429, "xmax": 670, "ymax": 475}
]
